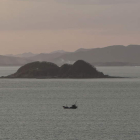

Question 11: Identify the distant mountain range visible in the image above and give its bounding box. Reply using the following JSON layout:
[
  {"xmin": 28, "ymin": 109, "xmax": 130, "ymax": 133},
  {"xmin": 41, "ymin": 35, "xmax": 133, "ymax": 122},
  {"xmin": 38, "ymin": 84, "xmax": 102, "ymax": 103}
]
[
  {"xmin": 1, "ymin": 45, "xmax": 140, "ymax": 66},
  {"xmin": 5, "ymin": 50, "xmax": 66, "ymax": 58},
  {"xmin": 0, "ymin": 55, "xmax": 31, "ymax": 66},
  {"xmin": 6, "ymin": 52, "xmax": 37, "ymax": 58}
]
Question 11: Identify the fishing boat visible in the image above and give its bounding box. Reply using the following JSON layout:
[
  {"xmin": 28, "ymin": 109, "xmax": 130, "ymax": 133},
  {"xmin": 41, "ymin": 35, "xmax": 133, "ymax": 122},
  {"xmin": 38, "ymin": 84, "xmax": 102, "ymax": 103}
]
[{"xmin": 63, "ymin": 102, "xmax": 78, "ymax": 109}]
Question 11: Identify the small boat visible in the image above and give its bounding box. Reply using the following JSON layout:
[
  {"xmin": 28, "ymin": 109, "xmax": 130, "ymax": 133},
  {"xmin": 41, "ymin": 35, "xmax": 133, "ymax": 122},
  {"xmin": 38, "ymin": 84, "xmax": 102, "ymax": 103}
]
[{"xmin": 63, "ymin": 102, "xmax": 78, "ymax": 109}]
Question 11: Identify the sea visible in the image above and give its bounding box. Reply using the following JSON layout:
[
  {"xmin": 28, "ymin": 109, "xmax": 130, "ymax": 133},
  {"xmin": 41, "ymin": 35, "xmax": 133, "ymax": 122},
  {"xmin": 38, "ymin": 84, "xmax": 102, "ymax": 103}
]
[{"xmin": 0, "ymin": 66, "xmax": 140, "ymax": 140}]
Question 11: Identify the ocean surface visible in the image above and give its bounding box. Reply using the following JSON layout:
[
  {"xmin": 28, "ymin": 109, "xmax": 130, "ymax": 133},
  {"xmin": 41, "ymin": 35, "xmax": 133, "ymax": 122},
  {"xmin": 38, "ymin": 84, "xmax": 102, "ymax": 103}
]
[{"xmin": 0, "ymin": 66, "xmax": 140, "ymax": 140}]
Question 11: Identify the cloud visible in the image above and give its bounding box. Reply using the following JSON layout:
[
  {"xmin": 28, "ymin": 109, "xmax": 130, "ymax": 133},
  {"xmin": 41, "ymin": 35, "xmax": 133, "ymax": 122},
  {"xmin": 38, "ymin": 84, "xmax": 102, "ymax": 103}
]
[
  {"xmin": 0, "ymin": 0, "xmax": 140, "ymax": 36},
  {"xmin": 0, "ymin": 0, "xmax": 140, "ymax": 54},
  {"xmin": 55, "ymin": 0, "xmax": 140, "ymax": 5}
]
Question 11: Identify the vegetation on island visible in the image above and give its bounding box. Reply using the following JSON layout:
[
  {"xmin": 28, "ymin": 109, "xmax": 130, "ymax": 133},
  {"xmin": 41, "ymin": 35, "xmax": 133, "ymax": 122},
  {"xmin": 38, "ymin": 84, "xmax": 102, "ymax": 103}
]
[{"xmin": 2, "ymin": 60, "xmax": 114, "ymax": 78}]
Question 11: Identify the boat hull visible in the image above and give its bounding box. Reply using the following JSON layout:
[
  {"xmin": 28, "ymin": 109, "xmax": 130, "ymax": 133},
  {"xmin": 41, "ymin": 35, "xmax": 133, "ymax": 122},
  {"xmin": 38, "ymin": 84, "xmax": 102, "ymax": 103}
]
[{"xmin": 63, "ymin": 106, "xmax": 77, "ymax": 109}]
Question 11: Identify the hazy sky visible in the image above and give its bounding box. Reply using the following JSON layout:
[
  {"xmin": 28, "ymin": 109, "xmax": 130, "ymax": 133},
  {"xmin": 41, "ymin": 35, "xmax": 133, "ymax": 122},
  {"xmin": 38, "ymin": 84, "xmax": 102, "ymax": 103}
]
[{"xmin": 0, "ymin": 0, "xmax": 140, "ymax": 54}]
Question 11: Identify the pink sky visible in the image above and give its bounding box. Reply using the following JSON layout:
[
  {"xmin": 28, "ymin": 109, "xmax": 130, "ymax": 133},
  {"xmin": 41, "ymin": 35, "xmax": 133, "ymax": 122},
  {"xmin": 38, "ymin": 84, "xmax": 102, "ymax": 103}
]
[{"xmin": 0, "ymin": 0, "xmax": 140, "ymax": 54}]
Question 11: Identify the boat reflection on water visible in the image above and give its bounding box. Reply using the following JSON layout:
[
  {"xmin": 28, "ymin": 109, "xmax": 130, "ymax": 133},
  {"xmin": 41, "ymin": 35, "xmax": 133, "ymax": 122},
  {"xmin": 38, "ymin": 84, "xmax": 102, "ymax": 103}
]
[{"xmin": 63, "ymin": 102, "xmax": 78, "ymax": 109}]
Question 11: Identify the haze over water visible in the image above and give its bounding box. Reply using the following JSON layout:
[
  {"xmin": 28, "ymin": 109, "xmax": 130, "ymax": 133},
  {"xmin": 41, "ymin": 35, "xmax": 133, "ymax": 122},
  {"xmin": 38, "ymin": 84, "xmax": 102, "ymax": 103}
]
[{"xmin": 0, "ymin": 66, "xmax": 140, "ymax": 140}]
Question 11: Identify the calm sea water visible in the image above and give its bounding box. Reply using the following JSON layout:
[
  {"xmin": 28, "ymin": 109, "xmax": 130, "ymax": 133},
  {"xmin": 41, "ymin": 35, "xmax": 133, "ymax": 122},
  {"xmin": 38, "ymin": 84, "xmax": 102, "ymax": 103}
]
[{"xmin": 0, "ymin": 66, "xmax": 140, "ymax": 140}]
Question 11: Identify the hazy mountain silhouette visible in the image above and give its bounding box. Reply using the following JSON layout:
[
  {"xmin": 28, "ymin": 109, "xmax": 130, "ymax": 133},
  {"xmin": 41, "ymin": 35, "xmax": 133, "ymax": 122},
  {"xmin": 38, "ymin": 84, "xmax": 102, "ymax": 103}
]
[
  {"xmin": 6, "ymin": 52, "xmax": 37, "ymax": 58},
  {"xmin": 75, "ymin": 48, "xmax": 93, "ymax": 52},
  {"xmin": 0, "ymin": 55, "xmax": 31, "ymax": 66},
  {"xmin": 53, "ymin": 45, "xmax": 140, "ymax": 66},
  {"xmin": 50, "ymin": 50, "xmax": 67, "ymax": 54},
  {"xmin": 1, "ymin": 45, "xmax": 140, "ymax": 66},
  {"xmin": 29, "ymin": 51, "xmax": 68, "ymax": 62}
]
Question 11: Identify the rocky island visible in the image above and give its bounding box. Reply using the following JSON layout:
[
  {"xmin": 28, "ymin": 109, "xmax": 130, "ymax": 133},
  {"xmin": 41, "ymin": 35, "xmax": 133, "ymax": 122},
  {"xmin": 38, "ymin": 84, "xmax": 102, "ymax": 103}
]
[{"xmin": 2, "ymin": 60, "xmax": 114, "ymax": 78}]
